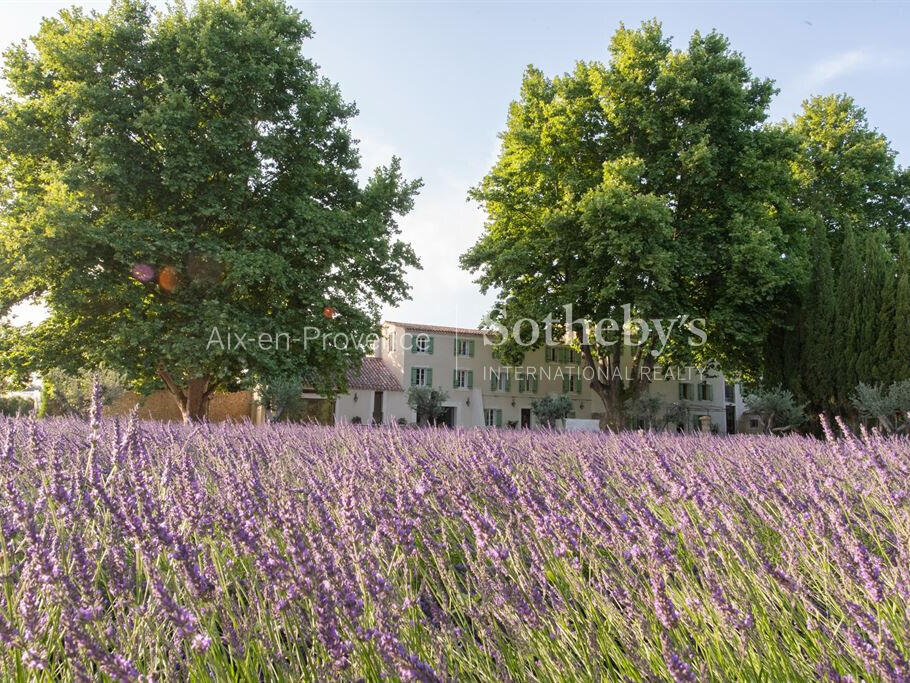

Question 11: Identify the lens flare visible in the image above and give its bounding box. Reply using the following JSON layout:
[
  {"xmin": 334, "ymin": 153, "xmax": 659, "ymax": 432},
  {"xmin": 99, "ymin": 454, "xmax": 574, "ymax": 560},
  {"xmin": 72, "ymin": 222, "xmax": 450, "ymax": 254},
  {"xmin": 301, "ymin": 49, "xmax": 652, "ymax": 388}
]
[
  {"xmin": 131, "ymin": 263, "xmax": 155, "ymax": 283},
  {"xmin": 158, "ymin": 266, "xmax": 178, "ymax": 292}
]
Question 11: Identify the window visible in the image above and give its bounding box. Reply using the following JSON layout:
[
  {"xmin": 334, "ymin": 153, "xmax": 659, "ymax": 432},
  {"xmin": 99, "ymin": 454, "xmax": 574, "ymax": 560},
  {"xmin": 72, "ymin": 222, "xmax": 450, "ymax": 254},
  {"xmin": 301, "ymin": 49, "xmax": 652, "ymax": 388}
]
[
  {"xmin": 454, "ymin": 339, "xmax": 475, "ymax": 356},
  {"xmin": 410, "ymin": 367, "xmax": 432, "ymax": 387},
  {"xmin": 724, "ymin": 382, "xmax": 735, "ymax": 403},
  {"xmin": 412, "ymin": 334, "xmax": 432, "ymax": 353},
  {"xmin": 517, "ymin": 373, "xmax": 539, "ymax": 393},
  {"xmin": 562, "ymin": 372, "xmax": 583, "ymax": 394},
  {"xmin": 453, "ymin": 369, "xmax": 473, "ymax": 389},
  {"xmin": 547, "ymin": 347, "xmax": 578, "ymax": 363},
  {"xmin": 490, "ymin": 369, "xmax": 510, "ymax": 392},
  {"xmin": 679, "ymin": 383, "xmax": 693, "ymax": 401},
  {"xmin": 484, "ymin": 408, "xmax": 502, "ymax": 427},
  {"xmin": 697, "ymin": 382, "xmax": 713, "ymax": 401},
  {"xmin": 749, "ymin": 418, "xmax": 760, "ymax": 429}
]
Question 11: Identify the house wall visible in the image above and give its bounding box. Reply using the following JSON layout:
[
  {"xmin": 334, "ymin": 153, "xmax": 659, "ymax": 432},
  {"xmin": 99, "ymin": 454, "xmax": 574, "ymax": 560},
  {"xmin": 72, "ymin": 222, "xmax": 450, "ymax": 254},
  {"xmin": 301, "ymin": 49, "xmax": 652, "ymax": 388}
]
[
  {"xmin": 369, "ymin": 323, "xmax": 744, "ymax": 432},
  {"xmin": 333, "ymin": 390, "xmax": 411, "ymax": 425}
]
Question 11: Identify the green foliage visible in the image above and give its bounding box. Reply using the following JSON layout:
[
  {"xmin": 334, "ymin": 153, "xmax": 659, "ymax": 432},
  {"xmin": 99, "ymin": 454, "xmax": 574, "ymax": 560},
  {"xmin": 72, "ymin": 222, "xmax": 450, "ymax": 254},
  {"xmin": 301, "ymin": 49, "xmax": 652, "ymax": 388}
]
[
  {"xmin": 255, "ymin": 375, "xmax": 303, "ymax": 423},
  {"xmin": 744, "ymin": 386, "xmax": 806, "ymax": 433},
  {"xmin": 833, "ymin": 226, "xmax": 864, "ymax": 405},
  {"xmin": 461, "ymin": 21, "xmax": 805, "ymax": 428},
  {"xmin": 0, "ymin": 395, "xmax": 34, "ymax": 416},
  {"xmin": 406, "ymin": 385, "xmax": 449, "ymax": 426},
  {"xmin": 40, "ymin": 368, "xmax": 126, "ymax": 418},
  {"xmin": 850, "ymin": 380, "xmax": 910, "ymax": 433},
  {"xmin": 767, "ymin": 95, "xmax": 910, "ymax": 413},
  {"xmin": 799, "ymin": 220, "xmax": 837, "ymax": 409},
  {"xmin": 893, "ymin": 237, "xmax": 910, "ymax": 382},
  {"xmin": 531, "ymin": 395, "xmax": 573, "ymax": 428},
  {"xmin": 0, "ymin": 0, "xmax": 419, "ymax": 419},
  {"xmin": 789, "ymin": 95, "xmax": 909, "ymax": 254},
  {"xmin": 624, "ymin": 394, "xmax": 663, "ymax": 429}
]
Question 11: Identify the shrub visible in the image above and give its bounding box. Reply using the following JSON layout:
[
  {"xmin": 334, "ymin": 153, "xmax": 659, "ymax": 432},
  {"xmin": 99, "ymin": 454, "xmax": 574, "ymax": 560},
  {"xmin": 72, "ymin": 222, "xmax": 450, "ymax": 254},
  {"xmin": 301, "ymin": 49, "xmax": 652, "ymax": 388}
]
[
  {"xmin": 531, "ymin": 394, "xmax": 573, "ymax": 428},
  {"xmin": 39, "ymin": 368, "xmax": 126, "ymax": 418},
  {"xmin": 0, "ymin": 395, "xmax": 34, "ymax": 416},
  {"xmin": 850, "ymin": 379, "xmax": 910, "ymax": 432},
  {"xmin": 406, "ymin": 385, "xmax": 449, "ymax": 425},
  {"xmin": 744, "ymin": 386, "xmax": 806, "ymax": 433}
]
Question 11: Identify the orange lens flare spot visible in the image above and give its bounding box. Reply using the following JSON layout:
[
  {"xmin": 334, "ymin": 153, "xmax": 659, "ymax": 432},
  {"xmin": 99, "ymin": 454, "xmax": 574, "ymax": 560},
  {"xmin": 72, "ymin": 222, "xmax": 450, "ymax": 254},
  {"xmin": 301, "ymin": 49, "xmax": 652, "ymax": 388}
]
[
  {"xmin": 158, "ymin": 266, "xmax": 178, "ymax": 292},
  {"xmin": 323, "ymin": 306, "xmax": 336, "ymax": 319}
]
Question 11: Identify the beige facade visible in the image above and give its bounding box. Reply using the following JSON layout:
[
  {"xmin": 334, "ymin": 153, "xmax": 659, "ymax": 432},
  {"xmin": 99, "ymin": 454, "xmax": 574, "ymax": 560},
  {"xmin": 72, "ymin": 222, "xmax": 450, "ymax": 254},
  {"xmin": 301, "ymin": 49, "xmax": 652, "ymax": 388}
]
[{"xmin": 328, "ymin": 321, "xmax": 746, "ymax": 433}]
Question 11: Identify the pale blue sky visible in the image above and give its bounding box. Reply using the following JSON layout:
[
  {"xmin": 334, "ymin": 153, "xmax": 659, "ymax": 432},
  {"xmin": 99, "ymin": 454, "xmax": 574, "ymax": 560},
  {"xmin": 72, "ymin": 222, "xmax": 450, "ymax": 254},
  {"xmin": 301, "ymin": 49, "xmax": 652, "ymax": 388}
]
[{"xmin": 3, "ymin": 1, "xmax": 909, "ymax": 328}]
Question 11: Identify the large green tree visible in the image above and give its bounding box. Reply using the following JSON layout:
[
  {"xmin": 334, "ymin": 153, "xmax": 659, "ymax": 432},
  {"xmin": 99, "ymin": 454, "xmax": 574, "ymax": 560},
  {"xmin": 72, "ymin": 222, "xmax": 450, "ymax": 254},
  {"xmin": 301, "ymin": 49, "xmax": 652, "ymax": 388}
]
[
  {"xmin": 893, "ymin": 236, "xmax": 910, "ymax": 382},
  {"xmin": 833, "ymin": 226, "xmax": 863, "ymax": 406},
  {"xmin": 789, "ymin": 95, "xmax": 909, "ymax": 257},
  {"xmin": 766, "ymin": 95, "xmax": 909, "ymax": 413},
  {"xmin": 461, "ymin": 22, "xmax": 805, "ymax": 429},
  {"xmin": 799, "ymin": 220, "xmax": 837, "ymax": 409},
  {"xmin": 0, "ymin": 0, "xmax": 420, "ymax": 420}
]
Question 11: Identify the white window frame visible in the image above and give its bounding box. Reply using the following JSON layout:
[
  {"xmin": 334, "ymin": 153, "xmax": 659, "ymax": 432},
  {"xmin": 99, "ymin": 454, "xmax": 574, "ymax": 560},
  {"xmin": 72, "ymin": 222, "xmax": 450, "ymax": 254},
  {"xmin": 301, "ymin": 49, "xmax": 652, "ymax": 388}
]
[
  {"xmin": 455, "ymin": 369, "xmax": 469, "ymax": 389},
  {"xmin": 456, "ymin": 339, "xmax": 471, "ymax": 356},
  {"xmin": 484, "ymin": 408, "xmax": 499, "ymax": 427},
  {"xmin": 414, "ymin": 367, "xmax": 429, "ymax": 386},
  {"xmin": 414, "ymin": 334, "xmax": 430, "ymax": 353},
  {"xmin": 496, "ymin": 371, "xmax": 508, "ymax": 391}
]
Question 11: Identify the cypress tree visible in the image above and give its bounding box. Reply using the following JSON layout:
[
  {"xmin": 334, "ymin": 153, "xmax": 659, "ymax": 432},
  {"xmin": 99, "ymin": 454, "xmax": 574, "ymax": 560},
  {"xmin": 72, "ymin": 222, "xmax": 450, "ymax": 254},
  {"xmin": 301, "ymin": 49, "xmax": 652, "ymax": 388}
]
[
  {"xmin": 834, "ymin": 225, "xmax": 863, "ymax": 407},
  {"xmin": 856, "ymin": 232, "xmax": 889, "ymax": 383},
  {"xmin": 893, "ymin": 236, "xmax": 910, "ymax": 382},
  {"xmin": 801, "ymin": 221, "xmax": 837, "ymax": 409},
  {"xmin": 875, "ymin": 248, "xmax": 898, "ymax": 386}
]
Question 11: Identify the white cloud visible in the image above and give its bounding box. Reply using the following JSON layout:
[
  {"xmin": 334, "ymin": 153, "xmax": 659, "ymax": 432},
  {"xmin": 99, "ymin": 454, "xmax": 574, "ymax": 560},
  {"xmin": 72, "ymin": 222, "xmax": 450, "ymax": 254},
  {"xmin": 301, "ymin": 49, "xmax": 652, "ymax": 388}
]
[{"xmin": 803, "ymin": 48, "xmax": 908, "ymax": 88}]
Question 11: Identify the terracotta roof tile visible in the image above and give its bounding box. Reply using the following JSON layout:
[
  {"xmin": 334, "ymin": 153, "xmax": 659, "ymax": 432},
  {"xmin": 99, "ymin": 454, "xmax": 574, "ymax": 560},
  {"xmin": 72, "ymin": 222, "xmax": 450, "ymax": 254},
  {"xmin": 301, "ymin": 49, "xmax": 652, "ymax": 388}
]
[
  {"xmin": 384, "ymin": 320, "xmax": 488, "ymax": 337},
  {"xmin": 346, "ymin": 357, "xmax": 402, "ymax": 392}
]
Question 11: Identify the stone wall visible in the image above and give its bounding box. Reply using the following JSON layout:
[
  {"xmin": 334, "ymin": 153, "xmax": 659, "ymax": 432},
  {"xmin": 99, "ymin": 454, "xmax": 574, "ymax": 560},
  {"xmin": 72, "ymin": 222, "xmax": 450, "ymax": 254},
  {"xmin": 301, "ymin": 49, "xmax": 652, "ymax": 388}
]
[{"xmin": 104, "ymin": 390, "xmax": 253, "ymax": 422}]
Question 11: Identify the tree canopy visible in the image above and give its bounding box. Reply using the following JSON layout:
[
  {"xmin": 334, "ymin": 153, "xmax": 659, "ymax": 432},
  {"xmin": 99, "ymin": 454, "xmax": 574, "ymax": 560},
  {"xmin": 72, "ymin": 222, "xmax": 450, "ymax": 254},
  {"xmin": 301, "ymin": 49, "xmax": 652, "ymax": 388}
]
[
  {"xmin": 462, "ymin": 21, "xmax": 806, "ymax": 428},
  {"xmin": 0, "ymin": 0, "xmax": 420, "ymax": 420}
]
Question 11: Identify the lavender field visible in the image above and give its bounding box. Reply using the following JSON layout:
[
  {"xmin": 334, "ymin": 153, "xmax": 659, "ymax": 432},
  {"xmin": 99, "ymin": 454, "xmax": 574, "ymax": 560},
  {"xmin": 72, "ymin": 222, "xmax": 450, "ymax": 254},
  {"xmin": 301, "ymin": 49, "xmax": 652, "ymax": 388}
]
[{"xmin": 1, "ymin": 411, "xmax": 908, "ymax": 682}]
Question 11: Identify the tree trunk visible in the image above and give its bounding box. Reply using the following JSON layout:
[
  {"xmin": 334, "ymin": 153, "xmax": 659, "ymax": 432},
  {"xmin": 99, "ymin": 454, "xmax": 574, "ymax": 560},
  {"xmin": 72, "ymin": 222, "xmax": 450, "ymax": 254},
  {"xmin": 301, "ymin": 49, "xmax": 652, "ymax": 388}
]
[
  {"xmin": 580, "ymin": 342, "xmax": 653, "ymax": 432},
  {"xmin": 157, "ymin": 367, "xmax": 213, "ymax": 423},
  {"xmin": 590, "ymin": 378, "xmax": 625, "ymax": 431}
]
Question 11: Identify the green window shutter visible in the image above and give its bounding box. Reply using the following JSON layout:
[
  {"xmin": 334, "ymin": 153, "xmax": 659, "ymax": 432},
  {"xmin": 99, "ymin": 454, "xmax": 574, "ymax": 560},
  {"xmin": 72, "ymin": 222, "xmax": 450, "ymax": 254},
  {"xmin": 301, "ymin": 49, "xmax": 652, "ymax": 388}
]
[
  {"xmin": 469, "ymin": 340, "xmax": 475, "ymax": 356},
  {"xmin": 426, "ymin": 368, "xmax": 433, "ymax": 386},
  {"xmin": 504, "ymin": 375, "xmax": 511, "ymax": 392},
  {"xmin": 411, "ymin": 368, "xmax": 418, "ymax": 386},
  {"xmin": 410, "ymin": 335, "xmax": 417, "ymax": 353},
  {"xmin": 467, "ymin": 370, "xmax": 473, "ymax": 389},
  {"xmin": 427, "ymin": 337, "xmax": 434, "ymax": 354},
  {"xmin": 679, "ymin": 383, "xmax": 686, "ymax": 400},
  {"xmin": 495, "ymin": 410, "xmax": 502, "ymax": 427},
  {"xmin": 453, "ymin": 369, "xmax": 458, "ymax": 388},
  {"xmin": 490, "ymin": 371, "xmax": 497, "ymax": 391},
  {"xmin": 707, "ymin": 384, "xmax": 714, "ymax": 401},
  {"xmin": 518, "ymin": 377, "xmax": 525, "ymax": 393},
  {"xmin": 532, "ymin": 376, "xmax": 539, "ymax": 393},
  {"xmin": 576, "ymin": 375, "xmax": 583, "ymax": 394},
  {"xmin": 562, "ymin": 374, "xmax": 570, "ymax": 393}
]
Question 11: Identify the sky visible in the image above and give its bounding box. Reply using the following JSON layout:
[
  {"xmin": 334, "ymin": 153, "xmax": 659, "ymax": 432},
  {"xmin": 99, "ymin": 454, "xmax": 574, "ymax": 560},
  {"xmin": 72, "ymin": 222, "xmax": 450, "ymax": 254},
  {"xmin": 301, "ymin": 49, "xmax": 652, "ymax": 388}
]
[{"xmin": 2, "ymin": 0, "xmax": 909, "ymax": 329}]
